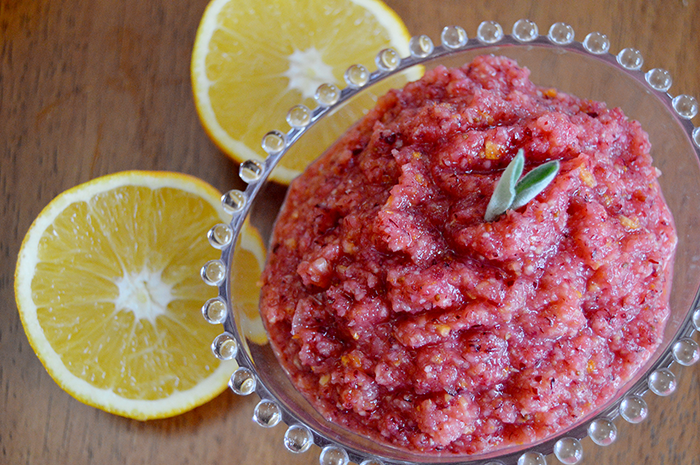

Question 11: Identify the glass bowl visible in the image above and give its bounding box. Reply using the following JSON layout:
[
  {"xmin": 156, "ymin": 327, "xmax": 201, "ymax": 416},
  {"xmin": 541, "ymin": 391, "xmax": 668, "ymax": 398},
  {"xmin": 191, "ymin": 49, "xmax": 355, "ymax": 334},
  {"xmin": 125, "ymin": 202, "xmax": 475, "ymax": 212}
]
[{"xmin": 201, "ymin": 20, "xmax": 700, "ymax": 465}]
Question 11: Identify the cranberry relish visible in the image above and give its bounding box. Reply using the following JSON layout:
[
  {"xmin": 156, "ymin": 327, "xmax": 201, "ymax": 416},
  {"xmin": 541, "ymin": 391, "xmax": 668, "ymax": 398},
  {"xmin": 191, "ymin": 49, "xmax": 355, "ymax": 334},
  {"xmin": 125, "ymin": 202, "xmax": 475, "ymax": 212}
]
[{"xmin": 260, "ymin": 55, "xmax": 676, "ymax": 454}]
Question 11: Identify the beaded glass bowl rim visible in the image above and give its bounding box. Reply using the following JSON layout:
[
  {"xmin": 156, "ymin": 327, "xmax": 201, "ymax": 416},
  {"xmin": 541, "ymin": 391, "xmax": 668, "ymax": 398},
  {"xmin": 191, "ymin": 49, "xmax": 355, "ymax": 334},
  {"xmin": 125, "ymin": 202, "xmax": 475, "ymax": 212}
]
[{"xmin": 201, "ymin": 19, "xmax": 700, "ymax": 465}]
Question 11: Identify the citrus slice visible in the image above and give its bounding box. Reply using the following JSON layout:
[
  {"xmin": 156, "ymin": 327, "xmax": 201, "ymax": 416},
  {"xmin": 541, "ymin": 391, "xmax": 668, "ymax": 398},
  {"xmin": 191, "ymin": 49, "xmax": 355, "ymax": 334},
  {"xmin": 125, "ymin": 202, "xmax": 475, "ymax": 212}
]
[
  {"xmin": 14, "ymin": 171, "xmax": 237, "ymax": 420},
  {"xmin": 191, "ymin": 0, "xmax": 420, "ymax": 184}
]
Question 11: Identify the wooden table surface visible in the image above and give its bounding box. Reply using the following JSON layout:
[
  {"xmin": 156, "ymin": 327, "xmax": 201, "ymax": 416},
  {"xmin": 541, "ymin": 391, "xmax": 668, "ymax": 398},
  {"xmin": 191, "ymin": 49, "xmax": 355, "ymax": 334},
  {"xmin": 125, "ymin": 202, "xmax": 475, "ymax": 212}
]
[{"xmin": 2, "ymin": 0, "xmax": 699, "ymax": 464}]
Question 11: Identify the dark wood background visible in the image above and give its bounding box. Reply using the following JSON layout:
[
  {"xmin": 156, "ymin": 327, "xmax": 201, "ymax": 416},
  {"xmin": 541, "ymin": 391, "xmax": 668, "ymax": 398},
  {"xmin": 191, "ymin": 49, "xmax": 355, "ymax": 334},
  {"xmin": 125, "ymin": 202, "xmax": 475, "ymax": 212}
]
[{"xmin": 2, "ymin": 0, "xmax": 699, "ymax": 463}]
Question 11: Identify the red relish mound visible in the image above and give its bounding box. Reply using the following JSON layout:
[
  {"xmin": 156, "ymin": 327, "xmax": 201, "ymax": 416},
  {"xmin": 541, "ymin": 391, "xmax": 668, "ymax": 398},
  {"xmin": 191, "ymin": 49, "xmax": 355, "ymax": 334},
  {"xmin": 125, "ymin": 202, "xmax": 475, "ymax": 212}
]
[{"xmin": 259, "ymin": 55, "xmax": 677, "ymax": 454}]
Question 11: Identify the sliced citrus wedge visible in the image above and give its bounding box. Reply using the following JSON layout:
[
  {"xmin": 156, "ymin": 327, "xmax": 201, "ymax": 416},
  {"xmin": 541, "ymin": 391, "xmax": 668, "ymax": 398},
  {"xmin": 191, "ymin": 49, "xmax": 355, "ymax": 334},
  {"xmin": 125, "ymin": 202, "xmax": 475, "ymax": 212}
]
[
  {"xmin": 14, "ymin": 171, "xmax": 237, "ymax": 420},
  {"xmin": 191, "ymin": 0, "xmax": 420, "ymax": 184}
]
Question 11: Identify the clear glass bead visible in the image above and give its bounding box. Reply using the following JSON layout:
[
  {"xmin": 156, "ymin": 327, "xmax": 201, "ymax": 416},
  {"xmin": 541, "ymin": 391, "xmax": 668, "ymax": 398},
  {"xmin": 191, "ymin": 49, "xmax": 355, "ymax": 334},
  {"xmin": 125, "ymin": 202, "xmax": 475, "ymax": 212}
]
[
  {"xmin": 315, "ymin": 83, "xmax": 340, "ymax": 107},
  {"xmin": 477, "ymin": 21, "xmax": 504, "ymax": 44},
  {"xmin": 673, "ymin": 337, "xmax": 700, "ymax": 366},
  {"xmin": 645, "ymin": 68, "xmax": 672, "ymax": 92},
  {"xmin": 588, "ymin": 418, "xmax": 617, "ymax": 446},
  {"xmin": 517, "ymin": 451, "xmax": 547, "ymax": 465},
  {"xmin": 548, "ymin": 22, "xmax": 575, "ymax": 45},
  {"xmin": 284, "ymin": 424, "xmax": 314, "ymax": 453},
  {"xmin": 360, "ymin": 459, "xmax": 384, "ymax": 465},
  {"xmin": 441, "ymin": 25, "xmax": 468, "ymax": 49},
  {"xmin": 221, "ymin": 189, "xmax": 246, "ymax": 214},
  {"xmin": 201, "ymin": 297, "xmax": 227, "ymax": 324},
  {"xmin": 201, "ymin": 260, "xmax": 225, "ymax": 286},
  {"xmin": 287, "ymin": 104, "xmax": 312, "ymax": 128},
  {"xmin": 672, "ymin": 94, "xmax": 699, "ymax": 119},
  {"xmin": 648, "ymin": 368, "xmax": 677, "ymax": 396},
  {"xmin": 694, "ymin": 128, "xmax": 700, "ymax": 149},
  {"xmin": 375, "ymin": 48, "xmax": 400, "ymax": 72},
  {"xmin": 409, "ymin": 35, "xmax": 434, "ymax": 58},
  {"xmin": 211, "ymin": 332, "xmax": 238, "ymax": 360},
  {"xmin": 207, "ymin": 223, "xmax": 233, "ymax": 249},
  {"xmin": 344, "ymin": 64, "xmax": 370, "ymax": 88},
  {"xmin": 583, "ymin": 32, "xmax": 610, "ymax": 54},
  {"xmin": 554, "ymin": 437, "xmax": 583, "ymax": 464},
  {"xmin": 253, "ymin": 400, "xmax": 282, "ymax": 428},
  {"xmin": 240, "ymin": 159, "xmax": 263, "ymax": 183},
  {"xmin": 512, "ymin": 19, "xmax": 538, "ymax": 42},
  {"xmin": 617, "ymin": 48, "xmax": 644, "ymax": 70},
  {"xmin": 229, "ymin": 367, "xmax": 256, "ymax": 395},
  {"xmin": 319, "ymin": 445, "xmax": 349, "ymax": 465},
  {"xmin": 261, "ymin": 130, "xmax": 286, "ymax": 155},
  {"xmin": 620, "ymin": 395, "xmax": 648, "ymax": 423}
]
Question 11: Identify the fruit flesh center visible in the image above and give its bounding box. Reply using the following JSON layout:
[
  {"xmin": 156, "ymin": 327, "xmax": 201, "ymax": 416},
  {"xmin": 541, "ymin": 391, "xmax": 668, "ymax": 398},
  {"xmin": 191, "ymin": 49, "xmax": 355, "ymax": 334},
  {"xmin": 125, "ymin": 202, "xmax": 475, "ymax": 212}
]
[
  {"xmin": 114, "ymin": 269, "xmax": 172, "ymax": 323},
  {"xmin": 283, "ymin": 47, "xmax": 336, "ymax": 100}
]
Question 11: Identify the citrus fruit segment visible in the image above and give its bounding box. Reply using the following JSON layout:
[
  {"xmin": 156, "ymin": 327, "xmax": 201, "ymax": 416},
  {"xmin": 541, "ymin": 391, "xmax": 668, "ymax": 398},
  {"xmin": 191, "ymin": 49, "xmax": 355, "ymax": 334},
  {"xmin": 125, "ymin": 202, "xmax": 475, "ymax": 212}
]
[
  {"xmin": 191, "ymin": 0, "xmax": 421, "ymax": 184},
  {"xmin": 14, "ymin": 171, "xmax": 237, "ymax": 420}
]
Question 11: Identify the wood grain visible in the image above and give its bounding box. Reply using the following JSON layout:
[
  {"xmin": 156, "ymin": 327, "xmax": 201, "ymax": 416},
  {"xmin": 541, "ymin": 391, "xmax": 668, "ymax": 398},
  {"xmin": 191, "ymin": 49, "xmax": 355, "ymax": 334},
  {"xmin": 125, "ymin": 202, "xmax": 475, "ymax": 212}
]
[{"xmin": 1, "ymin": 0, "xmax": 698, "ymax": 464}]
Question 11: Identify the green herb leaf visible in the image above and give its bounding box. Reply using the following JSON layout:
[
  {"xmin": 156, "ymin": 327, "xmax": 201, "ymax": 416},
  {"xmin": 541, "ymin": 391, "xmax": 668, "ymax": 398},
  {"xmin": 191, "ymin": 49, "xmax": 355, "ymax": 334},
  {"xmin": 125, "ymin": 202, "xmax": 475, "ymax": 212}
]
[
  {"xmin": 484, "ymin": 149, "xmax": 524, "ymax": 222},
  {"xmin": 484, "ymin": 150, "xmax": 560, "ymax": 222},
  {"xmin": 511, "ymin": 160, "xmax": 560, "ymax": 210}
]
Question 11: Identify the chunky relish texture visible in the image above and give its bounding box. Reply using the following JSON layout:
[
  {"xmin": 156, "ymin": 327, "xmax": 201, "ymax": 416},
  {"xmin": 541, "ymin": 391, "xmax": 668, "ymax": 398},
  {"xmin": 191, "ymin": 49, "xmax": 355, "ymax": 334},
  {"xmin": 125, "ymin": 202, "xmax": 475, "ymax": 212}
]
[{"xmin": 260, "ymin": 55, "xmax": 677, "ymax": 454}]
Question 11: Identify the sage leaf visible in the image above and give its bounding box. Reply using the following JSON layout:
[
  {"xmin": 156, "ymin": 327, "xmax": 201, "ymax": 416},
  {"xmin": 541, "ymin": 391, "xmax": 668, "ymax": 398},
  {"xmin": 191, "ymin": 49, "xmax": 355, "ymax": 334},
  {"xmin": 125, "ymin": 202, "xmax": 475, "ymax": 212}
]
[
  {"xmin": 484, "ymin": 149, "xmax": 524, "ymax": 222},
  {"xmin": 511, "ymin": 160, "xmax": 560, "ymax": 210}
]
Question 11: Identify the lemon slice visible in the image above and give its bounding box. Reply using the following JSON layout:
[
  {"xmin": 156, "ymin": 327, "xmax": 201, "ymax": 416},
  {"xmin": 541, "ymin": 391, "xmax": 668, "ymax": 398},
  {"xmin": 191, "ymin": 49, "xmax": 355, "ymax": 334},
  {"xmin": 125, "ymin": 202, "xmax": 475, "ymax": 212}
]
[
  {"xmin": 191, "ymin": 0, "xmax": 420, "ymax": 184},
  {"xmin": 14, "ymin": 171, "xmax": 237, "ymax": 420}
]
